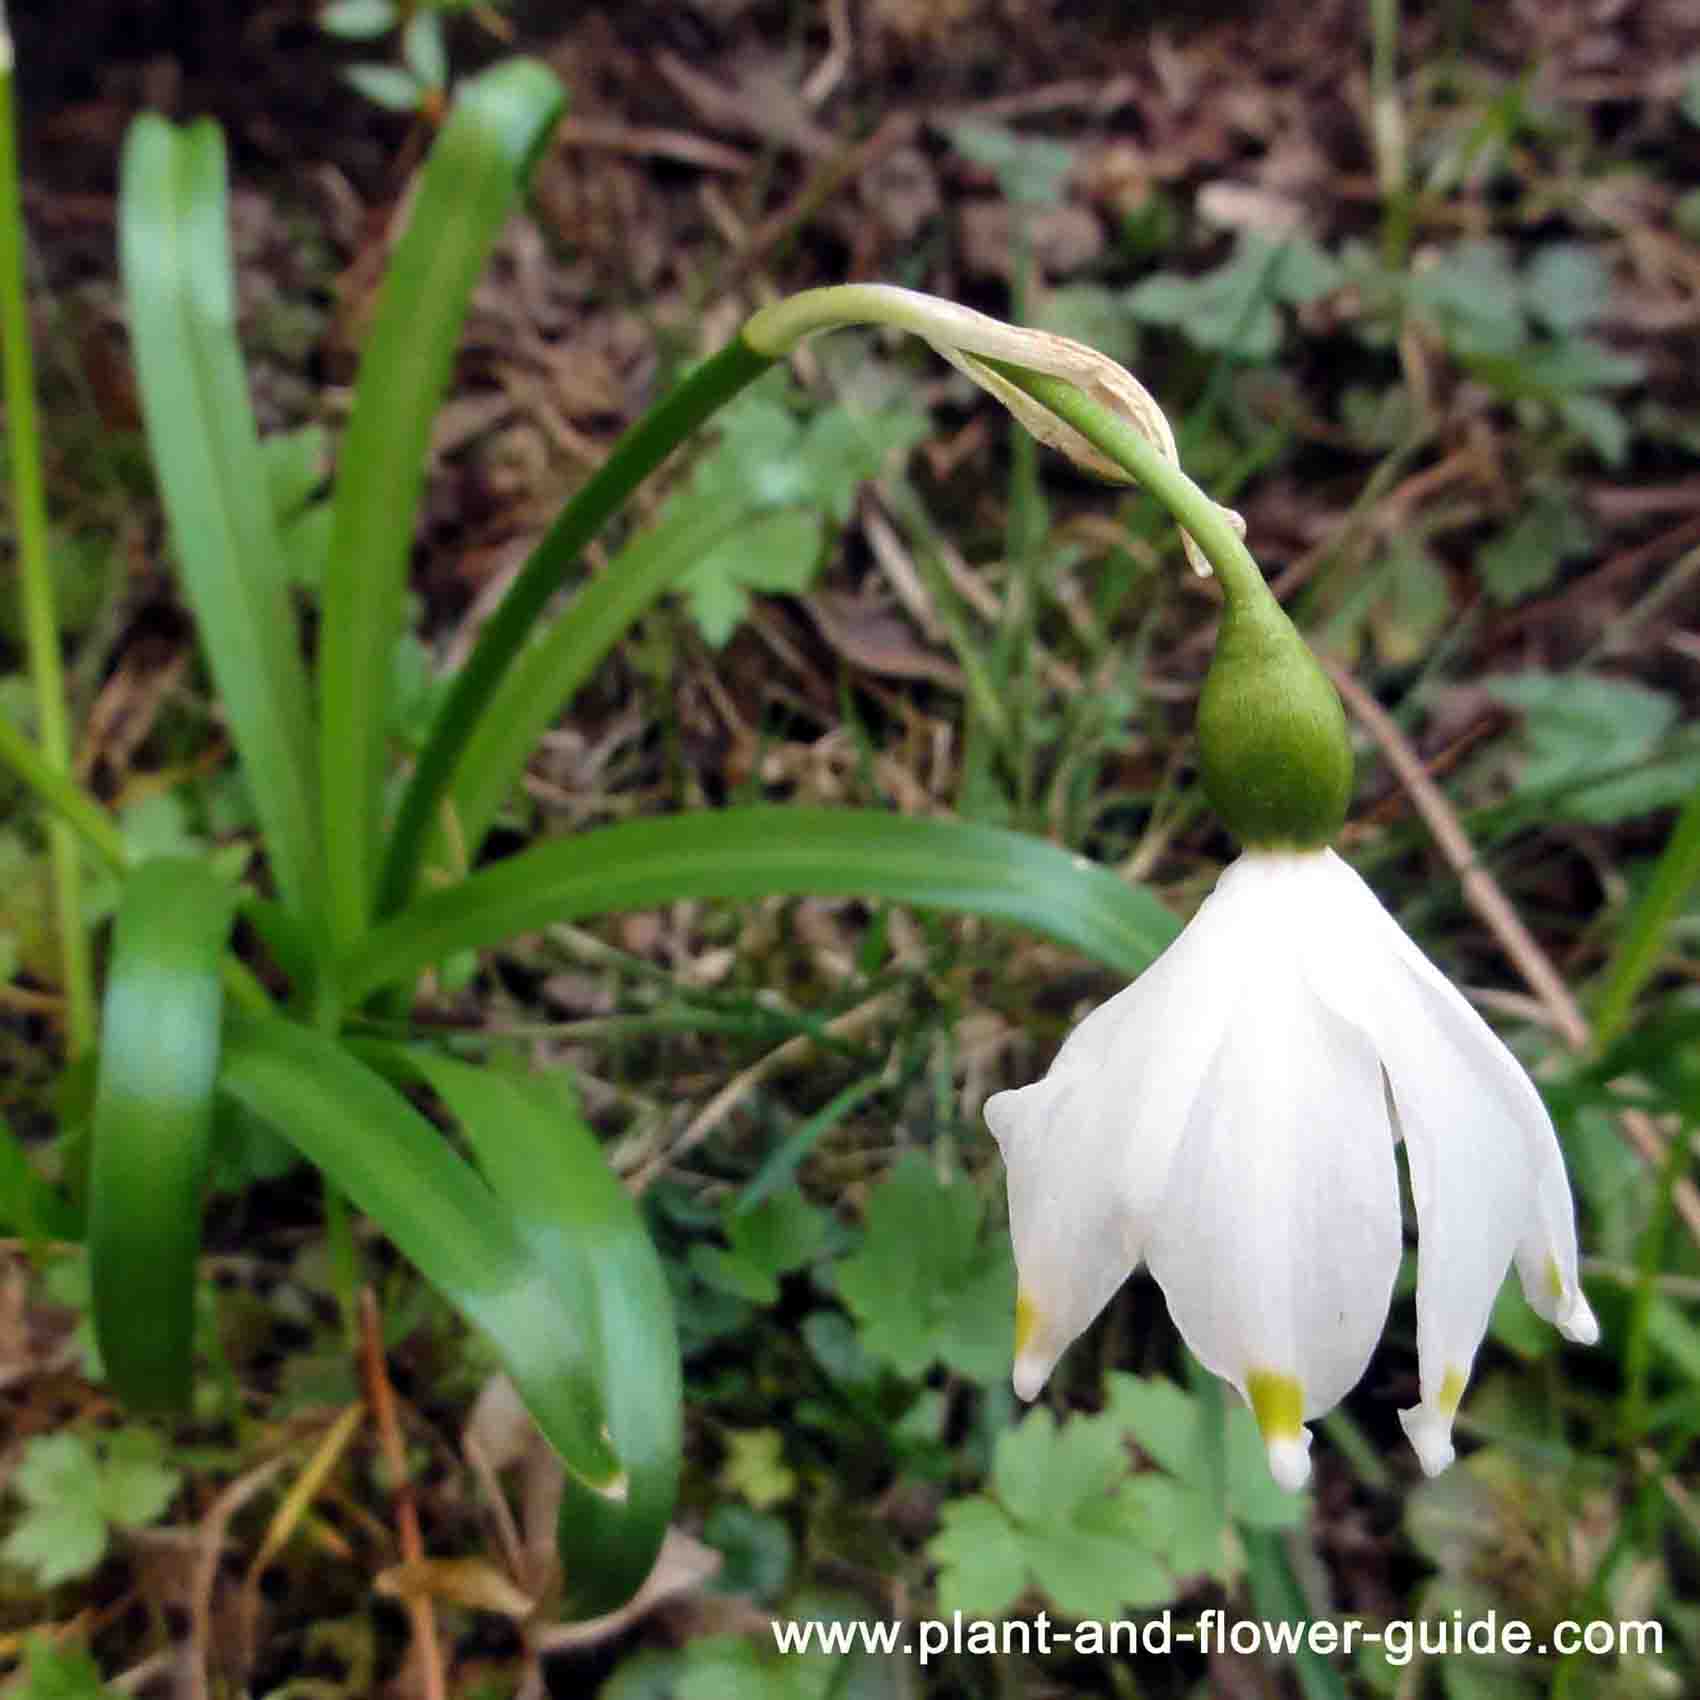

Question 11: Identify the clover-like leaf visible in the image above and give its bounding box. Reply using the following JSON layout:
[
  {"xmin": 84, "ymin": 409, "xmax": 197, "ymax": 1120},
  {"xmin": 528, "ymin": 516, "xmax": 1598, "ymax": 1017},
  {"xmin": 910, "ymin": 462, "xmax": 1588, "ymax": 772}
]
[
  {"xmin": 1128, "ymin": 235, "xmax": 1341, "ymax": 362},
  {"xmin": 690, "ymin": 1189, "xmax": 829, "ymax": 1304},
  {"xmin": 719, "ymin": 1428, "xmax": 796, "ymax": 1512},
  {"xmin": 94, "ymin": 1429, "xmax": 179, "ymax": 1531},
  {"xmin": 1, "ymin": 1429, "xmax": 180, "ymax": 1589},
  {"xmin": 1478, "ymin": 488, "xmax": 1593, "ymax": 607},
  {"xmin": 928, "ymin": 1404, "xmax": 1174, "ymax": 1621},
  {"xmin": 1104, "ymin": 1372, "xmax": 1304, "ymax": 1534},
  {"xmin": 1487, "ymin": 671, "xmax": 1700, "ymax": 823},
  {"xmin": 2, "ymin": 1435, "xmax": 109, "ymax": 1587},
  {"xmin": 929, "ymin": 1496, "xmax": 1030, "ymax": 1618},
  {"xmin": 834, "ymin": 1150, "xmax": 1015, "ymax": 1382}
]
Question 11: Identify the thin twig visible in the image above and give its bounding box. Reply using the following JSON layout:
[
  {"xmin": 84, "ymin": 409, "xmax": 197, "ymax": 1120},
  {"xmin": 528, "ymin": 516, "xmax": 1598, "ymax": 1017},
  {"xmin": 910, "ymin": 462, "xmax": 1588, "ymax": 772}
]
[
  {"xmin": 360, "ymin": 1289, "xmax": 447, "ymax": 1700},
  {"xmin": 801, "ymin": 0, "xmax": 852, "ymax": 106},
  {"xmin": 1329, "ymin": 664, "xmax": 1590, "ymax": 1046},
  {"xmin": 1328, "ymin": 660, "xmax": 1700, "ymax": 1246},
  {"xmin": 556, "ymin": 117, "xmax": 752, "ymax": 174},
  {"xmin": 629, "ymin": 991, "xmax": 900, "ymax": 1194},
  {"xmin": 188, "ymin": 1455, "xmax": 288, "ymax": 1700},
  {"xmin": 724, "ymin": 112, "xmax": 919, "ymax": 286}
]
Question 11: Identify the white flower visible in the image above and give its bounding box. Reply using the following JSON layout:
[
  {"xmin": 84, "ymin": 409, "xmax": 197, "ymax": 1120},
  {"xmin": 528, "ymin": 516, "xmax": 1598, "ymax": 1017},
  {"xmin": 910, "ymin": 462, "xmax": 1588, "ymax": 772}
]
[{"xmin": 984, "ymin": 848, "xmax": 1597, "ymax": 1491}]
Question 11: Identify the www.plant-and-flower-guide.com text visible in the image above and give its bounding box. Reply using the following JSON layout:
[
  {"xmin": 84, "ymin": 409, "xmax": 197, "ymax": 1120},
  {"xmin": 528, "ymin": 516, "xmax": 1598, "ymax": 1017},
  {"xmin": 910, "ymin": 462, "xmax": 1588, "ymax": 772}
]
[{"xmin": 771, "ymin": 1608, "xmax": 1663, "ymax": 1667}]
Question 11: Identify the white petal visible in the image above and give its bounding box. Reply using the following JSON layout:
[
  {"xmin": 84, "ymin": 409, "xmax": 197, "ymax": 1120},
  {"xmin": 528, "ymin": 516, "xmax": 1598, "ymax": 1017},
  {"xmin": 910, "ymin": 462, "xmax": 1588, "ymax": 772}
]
[
  {"xmin": 1145, "ymin": 861, "xmax": 1401, "ymax": 1469},
  {"xmin": 1373, "ymin": 990, "xmax": 1529, "ymax": 1473},
  {"xmin": 1303, "ymin": 850, "xmax": 1596, "ymax": 1468},
  {"xmin": 984, "ymin": 853, "xmax": 1259, "ymax": 1397},
  {"xmin": 987, "ymin": 1059, "xmax": 1142, "ymax": 1399},
  {"xmin": 1363, "ymin": 884, "xmax": 1594, "ymax": 1343}
]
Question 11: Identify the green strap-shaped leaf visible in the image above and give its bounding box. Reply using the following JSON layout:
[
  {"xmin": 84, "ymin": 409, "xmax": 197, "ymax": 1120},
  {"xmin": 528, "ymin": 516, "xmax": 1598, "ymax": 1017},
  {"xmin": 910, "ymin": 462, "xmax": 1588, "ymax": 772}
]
[
  {"xmin": 347, "ymin": 806, "xmax": 1180, "ymax": 1000},
  {"xmin": 90, "ymin": 859, "xmax": 235, "ymax": 1411},
  {"xmin": 371, "ymin": 1050, "xmax": 680, "ymax": 1617},
  {"xmin": 119, "ymin": 119, "xmax": 325, "ymax": 937},
  {"xmin": 436, "ymin": 499, "xmax": 750, "ymax": 888},
  {"xmin": 374, "ymin": 336, "xmax": 774, "ymax": 920},
  {"xmin": 316, "ymin": 59, "xmax": 565, "ymax": 951},
  {"xmin": 215, "ymin": 1015, "xmax": 623, "ymax": 1500}
]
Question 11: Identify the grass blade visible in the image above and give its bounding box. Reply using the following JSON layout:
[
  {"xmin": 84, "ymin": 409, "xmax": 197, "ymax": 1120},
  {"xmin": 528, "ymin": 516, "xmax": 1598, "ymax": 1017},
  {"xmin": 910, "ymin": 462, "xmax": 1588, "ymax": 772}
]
[
  {"xmin": 1592, "ymin": 784, "xmax": 1700, "ymax": 1051},
  {"xmin": 315, "ymin": 59, "xmax": 564, "ymax": 950},
  {"xmin": 0, "ymin": 1109, "xmax": 77, "ymax": 1242},
  {"xmin": 376, "ymin": 1051, "xmax": 680, "ymax": 1616},
  {"xmin": 738, "ymin": 1075, "xmax": 887, "ymax": 1213},
  {"xmin": 89, "ymin": 859, "xmax": 235, "ymax": 1411},
  {"xmin": 119, "ymin": 116, "xmax": 324, "ymax": 932},
  {"xmin": 216, "ymin": 1015, "xmax": 625, "ymax": 1505},
  {"xmin": 0, "ymin": 37, "xmax": 93, "ymax": 1050},
  {"xmin": 1243, "ymin": 1528, "xmax": 1351, "ymax": 1700},
  {"xmin": 348, "ymin": 806, "xmax": 1180, "ymax": 999},
  {"xmin": 0, "ymin": 709, "xmax": 126, "ymax": 869}
]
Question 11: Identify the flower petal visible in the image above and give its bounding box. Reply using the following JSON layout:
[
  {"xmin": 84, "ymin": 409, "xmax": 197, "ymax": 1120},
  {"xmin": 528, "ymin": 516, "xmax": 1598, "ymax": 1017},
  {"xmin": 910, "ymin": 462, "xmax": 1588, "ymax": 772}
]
[
  {"xmin": 1366, "ymin": 997, "xmax": 1528, "ymax": 1475},
  {"xmin": 1303, "ymin": 850, "xmax": 1596, "ymax": 1470},
  {"xmin": 1357, "ymin": 882, "xmax": 1595, "ymax": 1344},
  {"xmin": 984, "ymin": 854, "xmax": 1257, "ymax": 1398},
  {"xmin": 986, "ymin": 1057, "xmax": 1142, "ymax": 1399},
  {"xmin": 1145, "ymin": 878, "xmax": 1401, "ymax": 1487}
]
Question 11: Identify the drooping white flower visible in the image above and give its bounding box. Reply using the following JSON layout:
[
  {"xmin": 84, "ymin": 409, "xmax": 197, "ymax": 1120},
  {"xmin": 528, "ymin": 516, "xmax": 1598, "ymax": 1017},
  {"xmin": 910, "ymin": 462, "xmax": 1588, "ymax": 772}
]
[{"xmin": 984, "ymin": 848, "xmax": 1597, "ymax": 1491}]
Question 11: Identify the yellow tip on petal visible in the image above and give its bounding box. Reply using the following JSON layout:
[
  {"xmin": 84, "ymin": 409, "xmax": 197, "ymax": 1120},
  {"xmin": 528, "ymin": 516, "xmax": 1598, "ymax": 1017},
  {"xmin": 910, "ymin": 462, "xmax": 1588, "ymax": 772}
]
[
  {"xmin": 1247, "ymin": 1371, "xmax": 1310, "ymax": 1490},
  {"xmin": 1546, "ymin": 1258, "xmax": 1601, "ymax": 1344},
  {"xmin": 1011, "ymin": 1292, "xmax": 1049, "ymax": 1400},
  {"xmin": 1438, "ymin": 1366, "xmax": 1467, "ymax": 1418},
  {"xmin": 1014, "ymin": 1291, "xmax": 1039, "ymax": 1359},
  {"xmin": 1247, "ymin": 1370, "xmax": 1304, "ymax": 1439}
]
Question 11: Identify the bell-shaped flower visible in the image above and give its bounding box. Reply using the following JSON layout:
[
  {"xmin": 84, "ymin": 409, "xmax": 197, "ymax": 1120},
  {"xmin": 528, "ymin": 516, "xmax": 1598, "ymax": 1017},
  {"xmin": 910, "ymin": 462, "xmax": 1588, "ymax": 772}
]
[{"xmin": 985, "ymin": 847, "xmax": 1597, "ymax": 1491}]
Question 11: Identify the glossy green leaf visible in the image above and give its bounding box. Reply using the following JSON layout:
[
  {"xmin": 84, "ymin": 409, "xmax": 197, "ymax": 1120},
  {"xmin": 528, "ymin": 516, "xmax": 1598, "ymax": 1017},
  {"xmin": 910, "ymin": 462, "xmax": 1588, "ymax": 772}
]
[
  {"xmin": 316, "ymin": 58, "xmax": 564, "ymax": 950},
  {"xmin": 380, "ymin": 1052, "xmax": 681, "ymax": 1616},
  {"xmin": 89, "ymin": 859, "xmax": 235, "ymax": 1412},
  {"xmin": 118, "ymin": 118, "xmax": 325, "ymax": 932},
  {"xmin": 349, "ymin": 806, "xmax": 1179, "ymax": 999},
  {"xmin": 214, "ymin": 1016, "xmax": 624, "ymax": 1508}
]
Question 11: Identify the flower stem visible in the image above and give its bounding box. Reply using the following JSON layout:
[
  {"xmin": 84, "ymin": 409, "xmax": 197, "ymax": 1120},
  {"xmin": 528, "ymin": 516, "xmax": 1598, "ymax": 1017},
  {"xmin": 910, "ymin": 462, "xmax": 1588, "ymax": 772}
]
[
  {"xmin": 376, "ymin": 334, "xmax": 775, "ymax": 919},
  {"xmin": 982, "ymin": 357, "xmax": 1353, "ymax": 848},
  {"xmin": 977, "ymin": 358, "xmax": 1273, "ymax": 615},
  {"xmin": 745, "ymin": 284, "xmax": 992, "ymax": 355},
  {"xmin": 0, "ymin": 18, "xmax": 95, "ymax": 1053}
]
